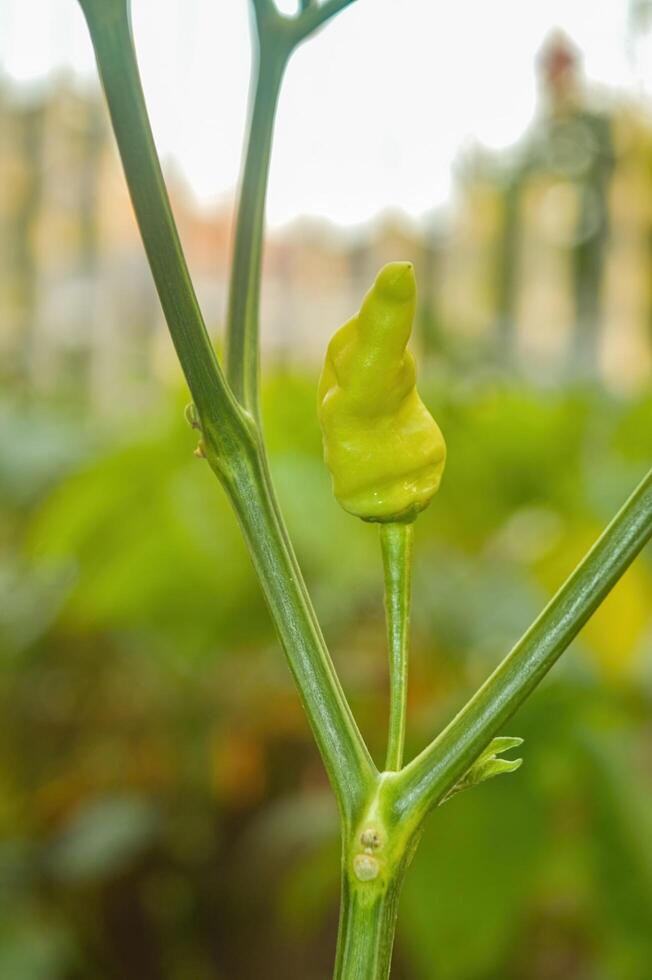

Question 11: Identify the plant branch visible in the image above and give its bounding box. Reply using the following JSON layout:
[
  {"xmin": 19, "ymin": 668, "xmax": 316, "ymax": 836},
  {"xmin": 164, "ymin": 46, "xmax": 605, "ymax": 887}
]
[
  {"xmin": 221, "ymin": 0, "xmax": 376, "ymax": 816},
  {"xmin": 80, "ymin": 0, "xmax": 375, "ymax": 818},
  {"xmin": 78, "ymin": 0, "xmax": 241, "ymax": 441},
  {"xmin": 381, "ymin": 523, "xmax": 413, "ymax": 772},
  {"xmin": 391, "ymin": 467, "xmax": 652, "ymax": 826},
  {"xmin": 225, "ymin": 13, "xmax": 289, "ymax": 421},
  {"xmin": 225, "ymin": 0, "xmax": 358, "ymax": 418},
  {"xmin": 292, "ymin": 0, "xmax": 359, "ymax": 42},
  {"xmin": 250, "ymin": 0, "xmax": 271, "ymax": 20},
  {"xmin": 221, "ymin": 450, "xmax": 377, "ymax": 824}
]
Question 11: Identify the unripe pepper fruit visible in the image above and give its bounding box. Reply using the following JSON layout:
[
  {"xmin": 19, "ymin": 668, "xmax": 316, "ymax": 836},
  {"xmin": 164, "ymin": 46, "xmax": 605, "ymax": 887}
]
[{"xmin": 318, "ymin": 261, "xmax": 446, "ymax": 523}]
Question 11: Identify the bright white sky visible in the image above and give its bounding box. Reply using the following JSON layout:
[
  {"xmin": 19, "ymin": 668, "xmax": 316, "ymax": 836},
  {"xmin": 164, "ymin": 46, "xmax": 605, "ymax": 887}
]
[{"xmin": 1, "ymin": 0, "xmax": 649, "ymax": 227}]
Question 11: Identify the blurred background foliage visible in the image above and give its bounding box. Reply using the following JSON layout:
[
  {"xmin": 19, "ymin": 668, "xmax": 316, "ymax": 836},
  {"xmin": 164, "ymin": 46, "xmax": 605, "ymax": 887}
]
[
  {"xmin": 2, "ymin": 8, "xmax": 652, "ymax": 979},
  {"xmin": 1, "ymin": 367, "xmax": 651, "ymax": 979}
]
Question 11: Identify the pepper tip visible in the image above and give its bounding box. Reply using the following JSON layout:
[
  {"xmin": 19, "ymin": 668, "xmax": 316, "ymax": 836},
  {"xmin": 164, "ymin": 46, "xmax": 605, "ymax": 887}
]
[{"xmin": 374, "ymin": 261, "xmax": 415, "ymax": 303}]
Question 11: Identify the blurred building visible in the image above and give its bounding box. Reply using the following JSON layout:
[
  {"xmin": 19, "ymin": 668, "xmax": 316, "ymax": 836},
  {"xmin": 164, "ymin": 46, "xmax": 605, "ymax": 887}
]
[
  {"xmin": 0, "ymin": 77, "xmax": 161, "ymax": 407},
  {"xmin": 442, "ymin": 32, "xmax": 652, "ymax": 391},
  {"xmin": 2, "ymin": 37, "xmax": 652, "ymax": 406},
  {"xmin": 0, "ymin": 75, "xmax": 441, "ymax": 405}
]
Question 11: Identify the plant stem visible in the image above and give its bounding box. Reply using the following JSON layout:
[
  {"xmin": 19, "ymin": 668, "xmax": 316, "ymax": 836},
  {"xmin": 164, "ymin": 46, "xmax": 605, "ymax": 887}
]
[
  {"xmin": 334, "ymin": 869, "xmax": 404, "ymax": 980},
  {"xmin": 216, "ymin": 446, "xmax": 377, "ymax": 826},
  {"xmin": 290, "ymin": 0, "xmax": 359, "ymax": 42},
  {"xmin": 392, "ymin": 466, "xmax": 652, "ymax": 827},
  {"xmin": 225, "ymin": 0, "xmax": 360, "ymax": 416},
  {"xmin": 80, "ymin": 0, "xmax": 374, "ymax": 816},
  {"xmin": 78, "ymin": 0, "xmax": 238, "ymax": 435},
  {"xmin": 381, "ymin": 523, "xmax": 414, "ymax": 772},
  {"xmin": 334, "ymin": 773, "xmax": 414, "ymax": 979},
  {"xmin": 218, "ymin": 3, "xmax": 377, "ymax": 820},
  {"xmin": 225, "ymin": 34, "xmax": 288, "ymax": 421}
]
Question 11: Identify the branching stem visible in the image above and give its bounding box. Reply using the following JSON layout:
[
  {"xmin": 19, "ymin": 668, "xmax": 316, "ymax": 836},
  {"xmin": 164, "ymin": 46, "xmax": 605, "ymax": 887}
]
[
  {"xmin": 79, "ymin": 0, "xmax": 652, "ymax": 975},
  {"xmin": 80, "ymin": 0, "xmax": 373, "ymax": 826},
  {"xmin": 391, "ymin": 466, "xmax": 652, "ymax": 829},
  {"xmin": 290, "ymin": 0, "xmax": 359, "ymax": 42}
]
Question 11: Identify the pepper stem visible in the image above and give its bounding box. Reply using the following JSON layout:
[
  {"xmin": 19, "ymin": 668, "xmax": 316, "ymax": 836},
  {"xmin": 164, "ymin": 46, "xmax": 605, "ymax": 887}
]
[{"xmin": 380, "ymin": 522, "xmax": 414, "ymax": 772}]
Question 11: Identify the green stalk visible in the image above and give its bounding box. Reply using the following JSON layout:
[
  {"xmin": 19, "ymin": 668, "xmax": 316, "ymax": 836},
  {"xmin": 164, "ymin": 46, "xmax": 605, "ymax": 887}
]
[
  {"xmin": 289, "ymin": 0, "xmax": 359, "ymax": 42},
  {"xmin": 381, "ymin": 523, "xmax": 414, "ymax": 772},
  {"xmin": 392, "ymin": 466, "xmax": 652, "ymax": 827},
  {"xmin": 225, "ymin": 31, "xmax": 288, "ymax": 421},
  {"xmin": 334, "ymin": 773, "xmax": 415, "ymax": 980},
  {"xmin": 79, "ymin": 0, "xmax": 373, "ymax": 817},
  {"xmin": 215, "ymin": 446, "xmax": 377, "ymax": 826},
  {"xmin": 334, "ymin": 869, "xmax": 404, "ymax": 980},
  {"xmin": 78, "ymin": 0, "xmax": 240, "ymax": 440},
  {"xmin": 224, "ymin": 0, "xmax": 359, "ymax": 418}
]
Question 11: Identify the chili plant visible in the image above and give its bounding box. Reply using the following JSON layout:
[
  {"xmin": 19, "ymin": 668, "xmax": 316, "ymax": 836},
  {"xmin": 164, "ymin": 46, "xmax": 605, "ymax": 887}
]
[{"xmin": 78, "ymin": 1, "xmax": 652, "ymax": 976}]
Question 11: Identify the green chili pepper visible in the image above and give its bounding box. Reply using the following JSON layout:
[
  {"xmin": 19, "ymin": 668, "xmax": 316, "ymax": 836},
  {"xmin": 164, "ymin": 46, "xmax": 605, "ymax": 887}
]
[{"xmin": 318, "ymin": 261, "xmax": 446, "ymax": 523}]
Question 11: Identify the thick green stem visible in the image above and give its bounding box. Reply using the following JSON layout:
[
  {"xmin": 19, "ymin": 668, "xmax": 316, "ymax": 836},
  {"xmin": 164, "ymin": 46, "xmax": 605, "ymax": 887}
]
[
  {"xmin": 381, "ymin": 523, "xmax": 414, "ymax": 772},
  {"xmin": 334, "ymin": 774, "xmax": 414, "ymax": 980},
  {"xmin": 215, "ymin": 446, "xmax": 376, "ymax": 826},
  {"xmin": 392, "ymin": 466, "xmax": 652, "ymax": 827},
  {"xmin": 334, "ymin": 870, "xmax": 403, "ymax": 980},
  {"xmin": 225, "ymin": 36, "xmax": 288, "ymax": 421}
]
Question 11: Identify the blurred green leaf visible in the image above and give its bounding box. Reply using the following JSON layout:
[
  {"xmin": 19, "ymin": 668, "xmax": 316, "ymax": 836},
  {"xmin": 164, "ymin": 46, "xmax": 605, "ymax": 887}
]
[
  {"xmin": 47, "ymin": 794, "xmax": 160, "ymax": 882},
  {"xmin": 1, "ymin": 374, "xmax": 650, "ymax": 977},
  {"xmin": 399, "ymin": 769, "xmax": 545, "ymax": 979},
  {"xmin": 0, "ymin": 914, "xmax": 73, "ymax": 980}
]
